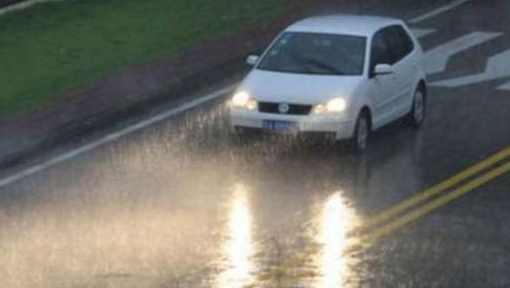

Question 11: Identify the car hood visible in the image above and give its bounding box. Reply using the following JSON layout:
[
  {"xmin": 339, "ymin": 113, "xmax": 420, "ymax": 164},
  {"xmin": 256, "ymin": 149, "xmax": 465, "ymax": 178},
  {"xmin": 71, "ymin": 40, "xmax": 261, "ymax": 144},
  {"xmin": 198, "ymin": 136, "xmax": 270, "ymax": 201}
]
[{"xmin": 239, "ymin": 69, "xmax": 364, "ymax": 104}]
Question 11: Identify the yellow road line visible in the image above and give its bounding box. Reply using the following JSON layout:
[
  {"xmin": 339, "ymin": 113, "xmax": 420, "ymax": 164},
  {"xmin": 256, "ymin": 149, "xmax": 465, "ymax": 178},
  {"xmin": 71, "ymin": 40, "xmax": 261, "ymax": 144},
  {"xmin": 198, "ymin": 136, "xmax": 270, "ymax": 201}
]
[
  {"xmin": 350, "ymin": 146, "xmax": 510, "ymax": 235},
  {"xmin": 362, "ymin": 160, "xmax": 510, "ymax": 243}
]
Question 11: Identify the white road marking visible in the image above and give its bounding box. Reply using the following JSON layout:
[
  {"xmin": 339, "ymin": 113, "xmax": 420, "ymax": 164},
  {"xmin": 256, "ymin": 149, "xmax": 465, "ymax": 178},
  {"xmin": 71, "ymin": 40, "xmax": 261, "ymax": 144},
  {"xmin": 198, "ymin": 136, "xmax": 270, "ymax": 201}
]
[
  {"xmin": 411, "ymin": 28, "xmax": 437, "ymax": 39},
  {"xmin": 424, "ymin": 32, "xmax": 502, "ymax": 75},
  {"xmin": 498, "ymin": 81, "xmax": 510, "ymax": 91},
  {"xmin": 409, "ymin": 0, "xmax": 471, "ymax": 24},
  {"xmin": 0, "ymin": 85, "xmax": 235, "ymax": 189},
  {"xmin": 432, "ymin": 49, "xmax": 510, "ymax": 87}
]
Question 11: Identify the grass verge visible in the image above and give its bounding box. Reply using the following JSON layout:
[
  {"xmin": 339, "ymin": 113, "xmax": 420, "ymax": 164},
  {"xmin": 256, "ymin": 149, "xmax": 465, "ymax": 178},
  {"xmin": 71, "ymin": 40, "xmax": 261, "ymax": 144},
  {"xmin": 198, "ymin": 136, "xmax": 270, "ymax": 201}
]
[{"xmin": 0, "ymin": 0, "xmax": 285, "ymax": 115}]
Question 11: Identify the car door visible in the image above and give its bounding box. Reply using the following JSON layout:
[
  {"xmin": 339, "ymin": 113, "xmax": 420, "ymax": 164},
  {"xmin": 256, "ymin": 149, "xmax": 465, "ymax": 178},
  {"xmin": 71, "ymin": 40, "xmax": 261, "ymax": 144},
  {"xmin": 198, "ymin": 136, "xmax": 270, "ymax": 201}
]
[
  {"xmin": 368, "ymin": 28, "xmax": 400, "ymax": 128},
  {"xmin": 385, "ymin": 25, "xmax": 418, "ymax": 117}
]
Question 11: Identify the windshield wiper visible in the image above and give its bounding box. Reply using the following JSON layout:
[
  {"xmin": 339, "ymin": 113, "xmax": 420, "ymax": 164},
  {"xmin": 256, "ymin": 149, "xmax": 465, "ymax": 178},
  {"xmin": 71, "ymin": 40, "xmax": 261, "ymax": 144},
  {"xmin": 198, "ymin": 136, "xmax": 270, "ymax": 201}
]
[
  {"xmin": 286, "ymin": 50, "xmax": 315, "ymax": 74},
  {"xmin": 302, "ymin": 58, "xmax": 345, "ymax": 75}
]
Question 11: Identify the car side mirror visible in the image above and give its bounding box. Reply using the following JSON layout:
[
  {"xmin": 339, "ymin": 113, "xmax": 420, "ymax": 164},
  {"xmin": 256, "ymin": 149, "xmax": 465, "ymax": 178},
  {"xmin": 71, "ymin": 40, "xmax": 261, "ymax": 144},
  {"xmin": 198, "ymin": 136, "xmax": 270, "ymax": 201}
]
[
  {"xmin": 374, "ymin": 64, "xmax": 393, "ymax": 76},
  {"xmin": 246, "ymin": 55, "xmax": 259, "ymax": 66}
]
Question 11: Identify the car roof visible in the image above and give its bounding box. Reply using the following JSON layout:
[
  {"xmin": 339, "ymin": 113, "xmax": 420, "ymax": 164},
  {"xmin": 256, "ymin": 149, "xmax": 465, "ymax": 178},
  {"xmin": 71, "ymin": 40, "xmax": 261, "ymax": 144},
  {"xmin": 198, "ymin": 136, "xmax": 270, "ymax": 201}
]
[{"xmin": 285, "ymin": 15, "xmax": 403, "ymax": 37}]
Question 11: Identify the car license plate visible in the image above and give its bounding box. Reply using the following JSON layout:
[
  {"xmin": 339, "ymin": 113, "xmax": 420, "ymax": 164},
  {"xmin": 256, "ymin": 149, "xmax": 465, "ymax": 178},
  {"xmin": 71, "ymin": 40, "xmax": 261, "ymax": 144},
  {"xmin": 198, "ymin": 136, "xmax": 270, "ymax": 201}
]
[{"xmin": 262, "ymin": 120, "xmax": 298, "ymax": 134}]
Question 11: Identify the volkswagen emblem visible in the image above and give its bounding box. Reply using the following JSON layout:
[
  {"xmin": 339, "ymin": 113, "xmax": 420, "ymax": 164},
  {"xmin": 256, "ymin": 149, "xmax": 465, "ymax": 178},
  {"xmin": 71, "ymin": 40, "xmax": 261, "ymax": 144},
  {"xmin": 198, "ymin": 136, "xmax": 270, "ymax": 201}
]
[{"xmin": 278, "ymin": 103, "xmax": 290, "ymax": 114}]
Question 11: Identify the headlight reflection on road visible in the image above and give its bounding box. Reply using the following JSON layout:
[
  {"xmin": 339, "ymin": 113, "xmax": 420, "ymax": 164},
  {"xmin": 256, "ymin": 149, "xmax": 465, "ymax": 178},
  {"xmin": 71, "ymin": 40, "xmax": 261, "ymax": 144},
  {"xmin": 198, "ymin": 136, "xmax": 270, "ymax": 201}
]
[
  {"xmin": 217, "ymin": 183, "xmax": 255, "ymax": 288},
  {"xmin": 315, "ymin": 192, "xmax": 358, "ymax": 288}
]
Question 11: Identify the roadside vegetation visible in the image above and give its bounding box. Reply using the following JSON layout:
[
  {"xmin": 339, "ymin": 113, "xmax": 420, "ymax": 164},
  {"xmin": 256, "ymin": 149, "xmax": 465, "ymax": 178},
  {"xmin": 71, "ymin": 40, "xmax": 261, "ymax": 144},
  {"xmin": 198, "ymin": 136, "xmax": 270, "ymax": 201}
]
[{"xmin": 0, "ymin": 0, "xmax": 284, "ymax": 115}]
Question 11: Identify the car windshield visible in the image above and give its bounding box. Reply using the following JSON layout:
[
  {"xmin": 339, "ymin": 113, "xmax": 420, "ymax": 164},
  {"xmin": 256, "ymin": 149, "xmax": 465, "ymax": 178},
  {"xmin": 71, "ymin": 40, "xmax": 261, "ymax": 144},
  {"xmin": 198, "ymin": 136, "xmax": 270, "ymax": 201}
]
[{"xmin": 257, "ymin": 32, "xmax": 367, "ymax": 75}]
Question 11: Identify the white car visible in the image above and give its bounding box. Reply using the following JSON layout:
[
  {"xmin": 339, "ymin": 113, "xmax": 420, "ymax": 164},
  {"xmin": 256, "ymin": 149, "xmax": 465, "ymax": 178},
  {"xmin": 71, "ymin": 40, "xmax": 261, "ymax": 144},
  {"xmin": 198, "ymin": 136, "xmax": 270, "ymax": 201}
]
[{"xmin": 229, "ymin": 15, "xmax": 427, "ymax": 152}]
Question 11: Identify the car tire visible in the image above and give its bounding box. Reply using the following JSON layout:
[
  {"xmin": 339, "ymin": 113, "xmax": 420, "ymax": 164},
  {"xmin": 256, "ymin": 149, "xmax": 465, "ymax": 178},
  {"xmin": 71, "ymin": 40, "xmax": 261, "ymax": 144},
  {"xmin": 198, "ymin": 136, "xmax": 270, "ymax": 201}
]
[
  {"xmin": 406, "ymin": 86, "xmax": 426, "ymax": 128},
  {"xmin": 340, "ymin": 110, "xmax": 370, "ymax": 154}
]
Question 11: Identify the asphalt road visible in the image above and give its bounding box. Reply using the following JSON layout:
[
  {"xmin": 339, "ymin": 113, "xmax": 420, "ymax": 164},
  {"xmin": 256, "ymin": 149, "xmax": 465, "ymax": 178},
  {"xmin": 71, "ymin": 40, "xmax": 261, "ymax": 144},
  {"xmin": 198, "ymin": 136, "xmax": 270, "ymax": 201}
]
[{"xmin": 1, "ymin": 0, "xmax": 510, "ymax": 288}]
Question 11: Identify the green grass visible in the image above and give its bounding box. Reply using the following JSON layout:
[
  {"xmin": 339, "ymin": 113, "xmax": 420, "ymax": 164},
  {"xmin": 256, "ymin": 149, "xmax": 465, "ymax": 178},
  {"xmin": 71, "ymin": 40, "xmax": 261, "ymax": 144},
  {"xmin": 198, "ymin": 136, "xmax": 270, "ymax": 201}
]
[{"xmin": 0, "ymin": 0, "xmax": 285, "ymax": 115}]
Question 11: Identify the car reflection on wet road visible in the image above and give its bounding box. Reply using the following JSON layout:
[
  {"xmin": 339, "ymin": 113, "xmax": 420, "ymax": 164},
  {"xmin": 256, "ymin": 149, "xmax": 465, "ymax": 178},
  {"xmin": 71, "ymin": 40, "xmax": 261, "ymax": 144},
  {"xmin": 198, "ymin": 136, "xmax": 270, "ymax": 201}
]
[
  {"xmin": 216, "ymin": 184, "xmax": 255, "ymax": 288},
  {"xmin": 313, "ymin": 193, "xmax": 358, "ymax": 288}
]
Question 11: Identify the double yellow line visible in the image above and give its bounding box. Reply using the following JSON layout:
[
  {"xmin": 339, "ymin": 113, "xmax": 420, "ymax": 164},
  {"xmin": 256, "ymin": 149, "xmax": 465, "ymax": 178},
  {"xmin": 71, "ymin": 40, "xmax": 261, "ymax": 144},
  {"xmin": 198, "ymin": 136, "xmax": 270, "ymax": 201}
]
[{"xmin": 353, "ymin": 145, "xmax": 510, "ymax": 243}]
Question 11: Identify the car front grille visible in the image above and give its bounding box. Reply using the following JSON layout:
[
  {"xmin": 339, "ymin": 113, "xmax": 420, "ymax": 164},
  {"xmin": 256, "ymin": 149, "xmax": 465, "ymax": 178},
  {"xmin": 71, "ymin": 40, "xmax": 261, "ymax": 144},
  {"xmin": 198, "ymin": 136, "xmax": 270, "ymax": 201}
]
[{"xmin": 258, "ymin": 102, "xmax": 313, "ymax": 115}]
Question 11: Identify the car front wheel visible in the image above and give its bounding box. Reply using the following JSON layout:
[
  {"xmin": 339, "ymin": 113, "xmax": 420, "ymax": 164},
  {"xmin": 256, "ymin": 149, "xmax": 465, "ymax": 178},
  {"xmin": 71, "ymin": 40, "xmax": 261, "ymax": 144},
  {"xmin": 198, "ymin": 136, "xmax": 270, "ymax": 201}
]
[{"xmin": 340, "ymin": 110, "xmax": 370, "ymax": 153}]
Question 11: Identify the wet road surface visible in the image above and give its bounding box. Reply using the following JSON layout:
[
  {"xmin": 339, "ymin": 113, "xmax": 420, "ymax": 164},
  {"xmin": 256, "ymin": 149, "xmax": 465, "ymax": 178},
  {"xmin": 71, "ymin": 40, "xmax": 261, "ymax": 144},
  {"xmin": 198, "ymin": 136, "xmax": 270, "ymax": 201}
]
[{"xmin": 1, "ymin": 0, "xmax": 510, "ymax": 287}]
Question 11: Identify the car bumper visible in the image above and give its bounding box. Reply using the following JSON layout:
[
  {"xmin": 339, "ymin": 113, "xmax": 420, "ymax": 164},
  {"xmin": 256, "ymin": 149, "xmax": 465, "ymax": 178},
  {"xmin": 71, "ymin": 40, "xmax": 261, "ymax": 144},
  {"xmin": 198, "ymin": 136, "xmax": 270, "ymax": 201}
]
[{"xmin": 230, "ymin": 109, "xmax": 356, "ymax": 140}]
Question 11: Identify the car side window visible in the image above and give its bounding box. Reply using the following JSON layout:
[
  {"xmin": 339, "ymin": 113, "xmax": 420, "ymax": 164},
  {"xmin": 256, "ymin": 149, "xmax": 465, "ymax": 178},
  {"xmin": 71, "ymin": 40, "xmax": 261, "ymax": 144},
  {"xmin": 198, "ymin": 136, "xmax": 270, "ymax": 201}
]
[
  {"xmin": 385, "ymin": 25, "xmax": 415, "ymax": 64},
  {"xmin": 370, "ymin": 30, "xmax": 393, "ymax": 73}
]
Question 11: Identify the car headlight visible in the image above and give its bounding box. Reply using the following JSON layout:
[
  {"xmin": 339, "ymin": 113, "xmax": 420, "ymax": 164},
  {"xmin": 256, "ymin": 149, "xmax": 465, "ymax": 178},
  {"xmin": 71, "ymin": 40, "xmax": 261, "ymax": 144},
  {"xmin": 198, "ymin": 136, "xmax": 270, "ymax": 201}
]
[
  {"xmin": 313, "ymin": 97, "xmax": 347, "ymax": 114},
  {"xmin": 230, "ymin": 91, "xmax": 257, "ymax": 110}
]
